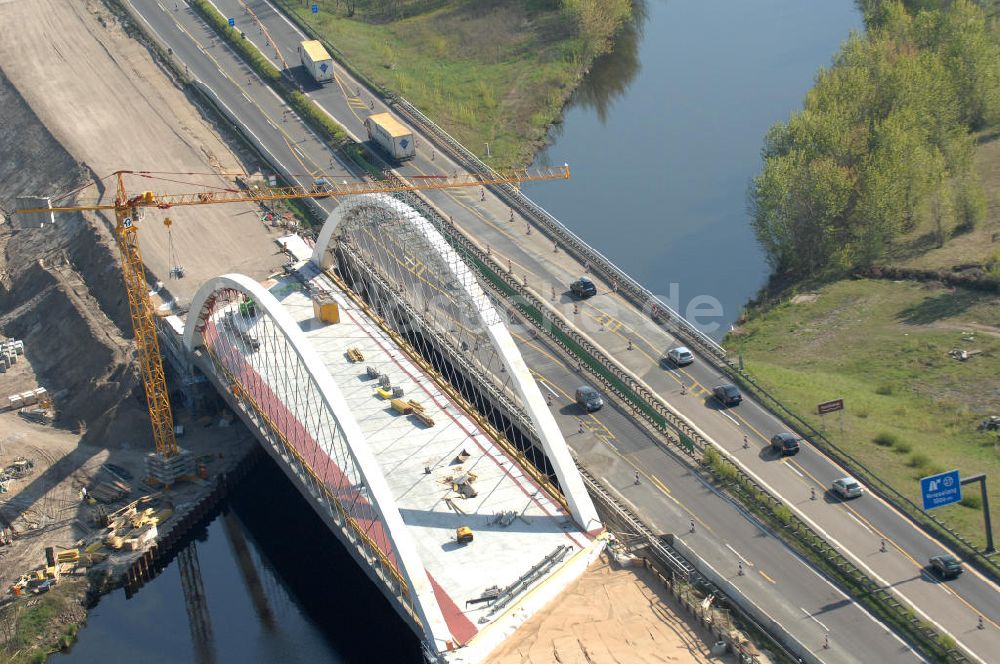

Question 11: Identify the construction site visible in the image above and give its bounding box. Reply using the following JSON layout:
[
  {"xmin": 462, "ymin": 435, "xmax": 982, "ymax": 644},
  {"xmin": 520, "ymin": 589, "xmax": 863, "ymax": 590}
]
[{"xmin": 0, "ymin": 2, "xmax": 758, "ymax": 663}]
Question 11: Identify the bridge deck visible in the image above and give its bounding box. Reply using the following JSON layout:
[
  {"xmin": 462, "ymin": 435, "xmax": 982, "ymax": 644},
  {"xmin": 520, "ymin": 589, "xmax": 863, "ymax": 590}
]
[{"xmin": 264, "ymin": 263, "xmax": 595, "ymax": 646}]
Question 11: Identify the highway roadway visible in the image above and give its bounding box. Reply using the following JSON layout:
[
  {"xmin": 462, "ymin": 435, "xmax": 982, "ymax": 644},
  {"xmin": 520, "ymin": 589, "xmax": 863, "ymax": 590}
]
[{"xmin": 129, "ymin": 0, "xmax": 999, "ymax": 660}]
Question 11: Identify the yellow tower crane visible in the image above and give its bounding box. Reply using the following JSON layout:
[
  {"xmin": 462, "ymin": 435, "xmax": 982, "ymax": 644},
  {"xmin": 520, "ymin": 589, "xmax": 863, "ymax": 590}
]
[{"xmin": 16, "ymin": 166, "xmax": 569, "ymax": 463}]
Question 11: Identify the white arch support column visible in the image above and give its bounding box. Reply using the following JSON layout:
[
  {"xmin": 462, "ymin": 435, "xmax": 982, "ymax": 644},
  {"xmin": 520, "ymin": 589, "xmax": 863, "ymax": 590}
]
[
  {"xmin": 311, "ymin": 195, "xmax": 602, "ymax": 532},
  {"xmin": 183, "ymin": 274, "xmax": 453, "ymax": 651}
]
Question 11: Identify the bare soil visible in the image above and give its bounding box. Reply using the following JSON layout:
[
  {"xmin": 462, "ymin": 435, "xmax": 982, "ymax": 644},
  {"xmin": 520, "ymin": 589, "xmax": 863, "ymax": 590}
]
[
  {"xmin": 0, "ymin": 0, "xmax": 287, "ymax": 306},
  {"xmin": 487, "ymin": 557, "xmax": 727, "ymax": 664}
]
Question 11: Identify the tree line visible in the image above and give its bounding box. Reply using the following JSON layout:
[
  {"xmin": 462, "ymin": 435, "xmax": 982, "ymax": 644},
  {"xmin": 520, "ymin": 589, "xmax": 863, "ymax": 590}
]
[{"xmin": 750, "ymin": 0, "xmax": 999, "ymax": 279}]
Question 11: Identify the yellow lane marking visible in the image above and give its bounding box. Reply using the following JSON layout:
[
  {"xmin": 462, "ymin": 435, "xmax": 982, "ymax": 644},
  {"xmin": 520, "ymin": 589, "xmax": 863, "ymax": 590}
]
[
  {"xmin": 759, "ymin": 569, "xmax": 777, "ymax": 584},
  {"xmin": 650, "ymin": 475, "xmax": 671, "ymax": 496},
  {"xmin": 333, "ymin": 69, "xmax": 366, "ymax": 124}
]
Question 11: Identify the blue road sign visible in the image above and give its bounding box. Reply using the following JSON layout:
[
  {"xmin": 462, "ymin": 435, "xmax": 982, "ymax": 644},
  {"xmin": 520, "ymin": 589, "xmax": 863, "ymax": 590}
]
[
  {"xmin": 228, "ymin": 17, "xmax": 235, "ymax": 27},
  {"xmin": 921, "ymin": 469, "xmax": 961, "ymax": 510},
  {"xmin": 311, "ymin": 4, "xmax": 319, "ymax": 14}
]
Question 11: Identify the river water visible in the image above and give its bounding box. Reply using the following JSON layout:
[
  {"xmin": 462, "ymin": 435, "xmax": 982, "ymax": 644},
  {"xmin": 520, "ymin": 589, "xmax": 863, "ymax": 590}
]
[
  {"xmin": 54, "ymin": 3, "xmax": 860, "ymax": 663},
  {"xmin": 529, "ymin": 0, "xmax": 862, "ymax": 335}
]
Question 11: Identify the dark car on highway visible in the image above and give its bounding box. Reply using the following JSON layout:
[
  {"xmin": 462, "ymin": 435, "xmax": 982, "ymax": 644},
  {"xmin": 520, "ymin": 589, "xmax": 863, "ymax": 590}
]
[
  {"xmin": 575, "ymin": 385, "xmax": 604, "ymax": 412},
  {"xmin": 929, "ymin": 554, "xmax": 963, "ymax": 579},
  {"xmin": 570, "ymin": 277, "xmax": 597, "ymax": 299},
  {"xmin": 770, "ymin": 433, "xmax": 800, "ymax": 456},
  {"xmin": 712, "ymin": 383, "xmax": 742, "ymax": 407}
]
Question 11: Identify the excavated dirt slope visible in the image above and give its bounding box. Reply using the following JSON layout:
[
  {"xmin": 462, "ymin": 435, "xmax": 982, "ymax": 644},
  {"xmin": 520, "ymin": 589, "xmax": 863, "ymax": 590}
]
[
  {"xmin": 0, "ymin": 68, "xmax": 143, "ymax": 442},
  {"xmin": 0, "ymin": 0, "xmax": 286, "ymax": 440},
  {"xmin": 0, "ymin": 0, "xmax": 284, "ymax": 305}
]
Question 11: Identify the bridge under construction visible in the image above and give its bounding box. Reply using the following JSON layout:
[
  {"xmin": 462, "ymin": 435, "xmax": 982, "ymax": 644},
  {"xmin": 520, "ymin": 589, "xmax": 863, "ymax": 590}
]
[{"xmin": 171, "ymin": 194, "xmax": 606, "ymax": 661}]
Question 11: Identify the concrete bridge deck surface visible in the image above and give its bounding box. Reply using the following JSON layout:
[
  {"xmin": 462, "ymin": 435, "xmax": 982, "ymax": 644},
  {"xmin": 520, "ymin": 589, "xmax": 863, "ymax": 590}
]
[
  {"xmin": 201, "ymin": 255, "xmax": 602, "ymax": 655},
  {"xmin": 129, "ymin": 0, "xmax": 1000, "ymax": 659}
]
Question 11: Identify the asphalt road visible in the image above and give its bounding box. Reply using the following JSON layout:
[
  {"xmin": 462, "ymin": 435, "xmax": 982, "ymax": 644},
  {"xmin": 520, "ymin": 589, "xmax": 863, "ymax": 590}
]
[{"xmin": 130, "ymin": 0, "xmax": 1000, "ymax": 660}]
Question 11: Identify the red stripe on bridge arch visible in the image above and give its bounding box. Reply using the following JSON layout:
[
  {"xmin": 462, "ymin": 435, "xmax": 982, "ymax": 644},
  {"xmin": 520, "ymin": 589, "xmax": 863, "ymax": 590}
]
[{"xmin": 204, "ymin": 317, "xmax": 481, "ymax": 642}]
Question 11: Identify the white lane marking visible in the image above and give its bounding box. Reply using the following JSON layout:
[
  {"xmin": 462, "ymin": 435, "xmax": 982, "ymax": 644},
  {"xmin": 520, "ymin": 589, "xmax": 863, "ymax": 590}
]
[
  {"xmin": 848, "ymin": 512, "xmax": 874, "ymax": 535},
  {"xmin": 259, "ymin": 0, "xmax": 308, "ymax": 39},
  {"xmin": 676, "ymin": 414, "xmax": 985, "ymax": 662},
  {"xmin": 783, "ymin": 461, "xmax": 804, "ymax": 478},
  {"xmin": 800, "ymin": 607, "xmax": 830, "ymax": 632},
  {"xmin": 718, "ymin": 409, "xmax": 739, "ymax": 426},
  {"xmin": 725, "ymin": 543, "xmax": 753, "ymax": 566},
  {"xmin": 537, "ymin": 380, "xmax": 558, "ymax": 399}
]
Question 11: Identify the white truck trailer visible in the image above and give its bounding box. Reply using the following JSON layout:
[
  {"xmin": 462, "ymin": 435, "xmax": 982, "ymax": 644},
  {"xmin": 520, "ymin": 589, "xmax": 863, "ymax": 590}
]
[
  {"xmin": 364, "ymin": 113, "xmax": 416, "ymax": 161},
  {"xmin": 298, "ymin": 40, "xmax": 334, "ymax": 83}
]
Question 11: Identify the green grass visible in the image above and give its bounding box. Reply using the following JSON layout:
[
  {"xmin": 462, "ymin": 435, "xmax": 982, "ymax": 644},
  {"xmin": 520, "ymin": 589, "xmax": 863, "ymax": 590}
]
[
  {"xmin": 274, "ymin": 0, "xmax": 629, "ymax": 166},
  {"xmin": 0, "ymin": 581, "xmax": 85, "ymax": 663},
  {"xmin": 728, "ymin": 278, "xmax": 1000, "ymax": 548}
]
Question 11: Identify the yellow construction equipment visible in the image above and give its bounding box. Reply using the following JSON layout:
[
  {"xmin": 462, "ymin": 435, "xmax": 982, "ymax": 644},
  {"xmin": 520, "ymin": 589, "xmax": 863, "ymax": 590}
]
[
  {"xmin": 16, "ymin": 167, "xmax": 570, "ymax": 461},
  {"xmin": 456, "ymin": 526, "xmax": 474, "ymax": 544}
]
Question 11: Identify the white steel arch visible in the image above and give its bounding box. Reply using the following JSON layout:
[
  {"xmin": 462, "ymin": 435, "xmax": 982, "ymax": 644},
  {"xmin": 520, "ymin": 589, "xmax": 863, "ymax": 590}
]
[
  {"xmin": 312, "ymin": 195, "xmax": 601, "ymax": 532},
  {"xmin": 183, "ymin": 273, "xmax": 452, "ymax": 651}
]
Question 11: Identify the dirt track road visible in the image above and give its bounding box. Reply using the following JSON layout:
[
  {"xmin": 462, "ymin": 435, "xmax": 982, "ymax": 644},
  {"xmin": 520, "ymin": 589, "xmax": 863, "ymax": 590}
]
[{"xmin": 0, "ymin": 0, "xmax": 284, "ymax": 301}]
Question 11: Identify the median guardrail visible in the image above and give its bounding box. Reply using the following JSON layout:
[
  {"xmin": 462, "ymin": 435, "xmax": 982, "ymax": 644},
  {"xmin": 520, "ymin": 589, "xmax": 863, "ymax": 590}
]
[
  {"xmin": 122, "ymin": 3, "xmax": 973, "ymax": 659},
  {"xmin": 722, "ymin": 358, "xmax": 1000, "ymax": 582},
  {"xmin": 268, "ymin": 0, "xmax": 998, "ymax": 591},
  {"xmin": 395, "ymin": 191, "xmax": 967, "ymax": 664}
]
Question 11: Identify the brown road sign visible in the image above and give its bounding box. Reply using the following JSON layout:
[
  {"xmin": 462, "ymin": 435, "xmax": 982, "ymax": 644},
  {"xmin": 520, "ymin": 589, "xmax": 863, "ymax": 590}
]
[{"xmin": 817, "ymin": 399, "xmax": 844, "ymax": 415}]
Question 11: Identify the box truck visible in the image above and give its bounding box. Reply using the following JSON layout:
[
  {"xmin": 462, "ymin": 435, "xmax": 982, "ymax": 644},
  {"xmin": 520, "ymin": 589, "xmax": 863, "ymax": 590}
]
[
  {"xmin": 364, "ymin": 113, "xmax": 416, "ymax": 161},
  {"xmin": 298, "ymin": 40, "xmax": 334, "ymax": 83}
]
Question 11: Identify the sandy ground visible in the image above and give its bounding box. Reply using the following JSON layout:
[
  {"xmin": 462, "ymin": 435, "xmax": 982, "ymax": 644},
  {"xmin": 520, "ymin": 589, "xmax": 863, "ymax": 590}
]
[
  {"xmin": 0, "ymin": 0, "xmax": 286, "ymax": 304},
  {"xmin": 487, "ymin": 557, "xmax": 727, "ymax": 664},
  {"xmin": 0, "ymin": 350, "xmax": 255, "ymax": 591}
]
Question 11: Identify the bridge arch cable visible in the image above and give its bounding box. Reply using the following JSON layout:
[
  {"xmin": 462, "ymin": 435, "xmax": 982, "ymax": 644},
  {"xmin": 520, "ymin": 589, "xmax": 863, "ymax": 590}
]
[
  {"xmin": 329, "ymin": 195, "xmax": 561, "ymax": 490},
  {"xmin": 186, "ymin": 277, "xmax": 425, "ymax": 626}
]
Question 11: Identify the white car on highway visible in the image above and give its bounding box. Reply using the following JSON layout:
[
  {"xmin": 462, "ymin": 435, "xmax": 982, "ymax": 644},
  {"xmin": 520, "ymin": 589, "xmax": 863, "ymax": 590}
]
[
  {"xmin": 666, "ymin": 346, "xmax": 694, "ymax": 366},
  {"xmin": 832, "ymin": 476, "xmax": 864, "ymax": 500}
]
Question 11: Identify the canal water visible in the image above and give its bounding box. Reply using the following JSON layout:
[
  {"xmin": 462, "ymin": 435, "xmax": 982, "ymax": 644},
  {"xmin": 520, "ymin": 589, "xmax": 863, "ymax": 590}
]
[
  {"xmin": 55, "ymin": 3, "xmax": 861, "ymax": 663},
  {"xmin": 51, "ymin": 460, "xmax": 421, "ymax": 664},
  {"xmin": 528, "ymin": 0, "xmax": 863, "ymax": 335}
]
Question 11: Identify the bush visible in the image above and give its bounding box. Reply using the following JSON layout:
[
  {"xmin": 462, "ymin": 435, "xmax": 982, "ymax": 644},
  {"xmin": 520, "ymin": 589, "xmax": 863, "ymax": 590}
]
[
  {"xmin": 873, "ymin": 431, "xmax": 898, "ymax": 447},
  {"xmin": 875, "ymin": 384, "xmax": 893, "ymax": 396},
  {"xmin": 893, "ymin": 441, "xmax": 912, "ymax": 454},
  {"xmin": 908, "ymin": 453, "xmax": 931, "ymax": 468}
]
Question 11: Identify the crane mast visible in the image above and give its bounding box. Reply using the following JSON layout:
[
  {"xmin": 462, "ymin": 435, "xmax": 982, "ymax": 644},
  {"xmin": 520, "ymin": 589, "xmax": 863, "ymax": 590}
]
[{"xmin": 114, "ymin": 173, "xmax": 179, "ymax": 458}]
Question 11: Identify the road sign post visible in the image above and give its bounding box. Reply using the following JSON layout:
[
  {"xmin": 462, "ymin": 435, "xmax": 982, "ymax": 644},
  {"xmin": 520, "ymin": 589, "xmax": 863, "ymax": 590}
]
[
  {"xmin": 228, "ymin": 17, "xmax": 235, "ymax": 27},
  {"xmin": 960, "ymin": 474, "xmax": 994, "ymax": 553},
  {"xmin": 817, "ymin": 398, "xmax": 844, "ymax": 438},
  {"xmin": 920, "ymin": 469, "xmax": 962, "ymax": 510}
]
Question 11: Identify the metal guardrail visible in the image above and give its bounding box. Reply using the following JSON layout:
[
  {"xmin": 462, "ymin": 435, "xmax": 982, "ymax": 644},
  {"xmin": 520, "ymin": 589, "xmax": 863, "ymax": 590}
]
[
  {"xmin": 576, "ymin": 462, "xmax": 785, "ymax": 664},
  {"xmin": 125, "ymin": 4, "xmax": 973, "ymax": 658},
  {"xmin": 389, "ymin": 97, "xmax": 727, "ymax": 365},
  {"xmin": 396, "ymin": 82, "xmax": 1000, "ymax": 586},
  {"xmin": 270, "ymin": 0, "xmax": 997, "ymax": 594},
  {"xmin": 265, "ymin": 4, "xmax": 725, "ymax": 362},
  {"xmin": 417, "ymin": 206, "xmax": 966, "ymax": 663},
  {"xmin": 722, "ymin": 359, "xmax": 1000, "ymax": 580}
]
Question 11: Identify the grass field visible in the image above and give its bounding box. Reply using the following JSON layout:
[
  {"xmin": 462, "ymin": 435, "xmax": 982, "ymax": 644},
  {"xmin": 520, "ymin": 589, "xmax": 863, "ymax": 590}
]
[
  {"xmin": 275, "ymin": 0, "xmax": 629, "ymax": 166},
  {"xmin": 727, "ymin": 278, "xmax": 1000, "ymax": 546},
  {"xmin": 0, "ymin": 579, "xmax": 86, "ymax": 663}
]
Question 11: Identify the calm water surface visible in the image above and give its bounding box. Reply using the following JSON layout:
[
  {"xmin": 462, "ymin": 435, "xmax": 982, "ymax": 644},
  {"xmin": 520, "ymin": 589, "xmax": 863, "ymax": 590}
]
[
  {"xmin": 529, "ymin": 0, "xmax": 862, "ymax": 334},
  {"xmin": 56, "ymin": 3, "xmax": 861, "ymax": 662},
  {"xmin": 53, "ymin": 460, "xmax": 420, "ymax": 664}
]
